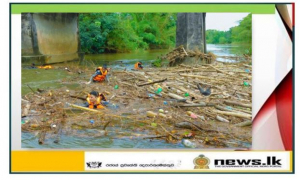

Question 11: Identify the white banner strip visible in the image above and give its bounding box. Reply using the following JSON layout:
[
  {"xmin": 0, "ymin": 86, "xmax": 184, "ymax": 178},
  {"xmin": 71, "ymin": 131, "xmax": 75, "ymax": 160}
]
[{"xmin": 85, "ymin": 151, "xmax": 291, "ymax": 172}]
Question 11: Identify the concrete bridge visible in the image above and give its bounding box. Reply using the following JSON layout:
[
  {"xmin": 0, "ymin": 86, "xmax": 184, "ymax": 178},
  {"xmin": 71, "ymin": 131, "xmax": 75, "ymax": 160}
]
[
  {"xmin": 21, "ymin": 13, "xmax": 206, "ymax": 64},
  {"xmin": 21, "ymin": 13, "xmax": 82, "ymax": 64}
]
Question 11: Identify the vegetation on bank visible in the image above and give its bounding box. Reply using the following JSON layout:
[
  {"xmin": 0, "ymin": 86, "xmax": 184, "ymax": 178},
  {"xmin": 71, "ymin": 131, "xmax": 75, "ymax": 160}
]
[
  {"xmin": 206, "ymin": 14, "xmax": 252, "ymax": 45},
  {"xmin": 79, "ymin": 13, "xmax": 177, "ymax": 53},
  {"xmin": 79, "ymin": 13, "xmax": 252, "ymax": 55}
]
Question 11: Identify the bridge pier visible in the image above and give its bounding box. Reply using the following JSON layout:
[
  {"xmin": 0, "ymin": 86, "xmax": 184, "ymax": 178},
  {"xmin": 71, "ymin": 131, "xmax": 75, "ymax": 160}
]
[
  {"xmin": 176, "ymin": 13, "xmax": 206, "ymax": 53},
  {"xmin": 21, "ymin": 13, "xmax": 82, "ymax": 65}
]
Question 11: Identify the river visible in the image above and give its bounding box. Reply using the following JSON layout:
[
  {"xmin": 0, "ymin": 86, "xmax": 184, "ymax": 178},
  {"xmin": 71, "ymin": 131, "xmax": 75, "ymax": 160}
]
[{"xmin": 21, "ymin": 44, "xmax": 251, "ymax": 149}]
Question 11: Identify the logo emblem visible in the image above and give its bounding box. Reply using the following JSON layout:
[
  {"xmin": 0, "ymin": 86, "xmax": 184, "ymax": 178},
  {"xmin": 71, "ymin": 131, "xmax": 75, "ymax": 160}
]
[
  {"xmin": 193, "ymin": 155, "xmax": 210, "ymax": 169},
  {"xmin": 86, "ymin": 162, "xmax": 102, "ymax": 168}
]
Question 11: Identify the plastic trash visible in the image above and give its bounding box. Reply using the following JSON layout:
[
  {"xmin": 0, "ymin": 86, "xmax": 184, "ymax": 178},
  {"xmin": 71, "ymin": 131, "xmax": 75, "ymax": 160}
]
[
  {"xmin": 151, "ymin": 123, "xmax": 157, "ymax": 127},
  {"xmin": 243, "ymin": 81, "xmax": 249, "ymax": 86},
  {"xmin": 182, "ymin": 139, "xmax": 196, "ymax": 148},
  {"xmin": 184, "ymin": 92, "xmax": 189, "ymax": 97},
  {"xmin": 158, "ymin": 109, "xmax": 164, "ymax": 113},
  {"xmin": 101, "ymin": 101, "xmax": 110, "ymax": 106},
  {"xmin": 89, "ymin": 120, "xmax": 94, "ymax": 124},
  {"xmin": 156, "ymin": 93, "xmax": 162, "ymax": 97},
  {"xmin": 52, "ymin": 124, "xmax": 57, "ymax": 128},
  {"xmin": 184, "ymin": 132, "xmax": 195, "ymax": 139},
  {"xmin": 21, "ymin": 120, "xmax": 25, "ymax": 124},
  {"xmin": 114, "ymin": 85, "xmax": 119, "ymax": 89},
  {"xmin": 245, "ymin": 69, "xmax": 250, "ymax": 73},
  {"xmin": 226, "ymin": 106, "xmax": 232, "ymax": 110},
  {"xmin": 148, "ymin": 93, "xmax": 155, "ymax": 98},
  {"xmin": 190, "ymin": 113, "xmax": 197, "ymax": 119},
  {"xmin": 155, "ymin": 87, "xmax": 162, "ymax": 94},
  {"xmin": 163, "ymin": 101, "xmax": 168, "ymax": 105},
  {"xmin": 66, "ymin": 89, "xmax": 69, "ymax": 92},
  {"xmin": 107, "ymin": 103, "xmax": 119, "ymax": 110}
]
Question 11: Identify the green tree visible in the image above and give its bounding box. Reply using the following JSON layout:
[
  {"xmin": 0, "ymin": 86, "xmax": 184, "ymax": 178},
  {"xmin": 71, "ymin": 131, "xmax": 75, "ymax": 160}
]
[
  {"xmin": 79, "ymin": 13, "xmax": 177, "ymax": 53},
  {"xmin": 205, "ymin": 14, "xmax": 252, "ymax": 45}
]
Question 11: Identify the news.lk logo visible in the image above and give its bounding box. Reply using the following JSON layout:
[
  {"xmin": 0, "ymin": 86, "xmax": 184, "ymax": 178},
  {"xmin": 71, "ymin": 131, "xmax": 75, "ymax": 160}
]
[{"xmin": 214, "ymin": 156, "xmax": 282, "ymax": 168}]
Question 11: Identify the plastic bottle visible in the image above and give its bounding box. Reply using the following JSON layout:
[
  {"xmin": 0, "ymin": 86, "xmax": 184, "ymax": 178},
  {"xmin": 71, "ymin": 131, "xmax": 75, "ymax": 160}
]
[
  {"xmin": 156, "ymin": 87, "xmax": 162, "ymax": 94},
  {"xmin": 243, "ymin": 81, "xmax": 249, "ymax": 86},
  {"xmin": 114, "ymin": 85, "xmax": 119, "ymax": 89},
  {"xmin": 182, "ymin": 139, "xmax": 196, "ymax": 148}
]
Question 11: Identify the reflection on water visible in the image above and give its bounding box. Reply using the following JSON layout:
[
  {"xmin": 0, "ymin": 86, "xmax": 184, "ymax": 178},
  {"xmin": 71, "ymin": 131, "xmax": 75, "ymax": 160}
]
[
  {"xmin": 207, "ymin": 44, "xmax": 251, "ymax": 63},
  {"xmin": 22, "ymin": 128, "xmax": 185, "ymax": 149},
  {"xmin": 83, "ymin": 49, "xmax": 170, "ymax": 70}
]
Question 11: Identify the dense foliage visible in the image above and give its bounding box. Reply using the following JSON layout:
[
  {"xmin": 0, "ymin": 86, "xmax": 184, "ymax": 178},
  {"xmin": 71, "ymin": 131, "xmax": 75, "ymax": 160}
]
[
  {"xmin": 79, "ymin": 13, "xmax": 177, "ymax": 53},
  {"xmin": 206, "ymin": 14, "xmax": 252, "ymax": 45}
]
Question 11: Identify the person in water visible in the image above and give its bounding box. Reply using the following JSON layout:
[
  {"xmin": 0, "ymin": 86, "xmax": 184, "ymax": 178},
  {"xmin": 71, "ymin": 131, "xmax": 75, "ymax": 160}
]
[
  {"xmin": 134, "ymin": 62, "xmax": 143, "ymax": 70},
  {"xmin": 86, "ymin": 91, "xmax": 107, "ymax": 109},
  {"xmin": 86, "ymin": 64, "xmax": 109, "ymax": 84}
]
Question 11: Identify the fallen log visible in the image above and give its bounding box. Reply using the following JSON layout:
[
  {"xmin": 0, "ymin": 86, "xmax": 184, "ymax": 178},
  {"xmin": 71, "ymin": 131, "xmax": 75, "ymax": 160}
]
[
  {"xmin": 209, "ymin": 65, "xmax": 232, "ymax": 76},
  {"xmin": 70, "ymin": 95, "xmax": 86, "ymax": 101},
  {"xmin": 26, "ymin": 84, "xmax": 38, "ymax": 94},
  {"xmin": 178, "ymin": 103, "xmax": 215, "ymax": 107},
  {"xmin": 175, "ymin": 86, "xmax": 203, "ymax": 99},
  {"xmin": 175, "ymin": 78, "xmax": 198, "ymax": 89},
  {"xmin": 103, "ymin": 121, "xmax": 112, "ymax": 130},
  {"xmin": 213, "ymin": 110, "xmax": 252, "ymax": 119},
  {"xmin": 235, "ymin": 120, "xmax": 252, "ymax": 127},
  {"xmin": 37, "ymin": 98, "xmax": 52, "ymax": 106},
  {"xmin": 168, "ymin": 93, "xmax": 186, "ymax": 102},
  {"xmin": 66, "ymin": 102, "xmax": 103, "ymax": 113},
  {"xmin": 216, "ymin": 115, "xmax": 230, "ymax": 123},
  {"xmin": 182, "ymin": 47, "xmax": 188, "ymax": 56},
  {"xmin": 137, "ymin": 78, "xmax": 167, "ymax": 87},
  {"xmin": 143, "ymin": 135, "xmax": 168, "ymax": 139},
  {"xmin": 214, "ymin": 105, "xmax": 251, "ymax": 115},
  {"xmin": 158, "ymin": 123, "xmax": 179, "ymax": 140},
  {"xmin": 224, "ymin": 100, "xmax": 252, "ymax": 108},
  {"xmin": 182, "ymin": 120, "xmax": 219, "ymax": 133},
  {"xmin": 180, "ymin": 74, "xmax": 228, "ymax": 81}
]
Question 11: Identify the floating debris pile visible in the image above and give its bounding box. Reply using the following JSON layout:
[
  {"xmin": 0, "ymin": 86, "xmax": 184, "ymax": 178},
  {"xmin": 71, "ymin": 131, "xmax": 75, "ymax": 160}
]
[
  {"xmin": 160, "ymin": 45, "xmax": 217, "ymax": 66},
  {"xmin": 21, "ymin": 60, "xmax": 252, "ymax": 148}
]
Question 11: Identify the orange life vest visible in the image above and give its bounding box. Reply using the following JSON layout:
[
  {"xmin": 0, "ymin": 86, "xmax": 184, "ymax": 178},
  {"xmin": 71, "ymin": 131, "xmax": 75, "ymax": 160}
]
[
  {"xmin": 86, "ymin": 95, "xmax": 104, "ymax": 109},
  {"xmin": 93, "ymin": 67, "xmax": 108, "ymax": 82},
  {"xmin": 134, "ymin": 62, "xmax": 143, "ymax": 70}
]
